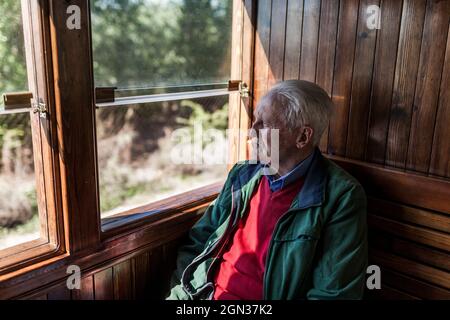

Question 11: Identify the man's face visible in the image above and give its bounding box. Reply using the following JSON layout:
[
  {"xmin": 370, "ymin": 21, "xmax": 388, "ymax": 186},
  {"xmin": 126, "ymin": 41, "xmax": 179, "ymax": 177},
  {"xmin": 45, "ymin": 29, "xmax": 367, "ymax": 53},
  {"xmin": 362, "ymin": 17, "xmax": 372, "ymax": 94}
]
[{"xmin": 250, "ymin": 96, "xmax": 298, "ymax": 165}]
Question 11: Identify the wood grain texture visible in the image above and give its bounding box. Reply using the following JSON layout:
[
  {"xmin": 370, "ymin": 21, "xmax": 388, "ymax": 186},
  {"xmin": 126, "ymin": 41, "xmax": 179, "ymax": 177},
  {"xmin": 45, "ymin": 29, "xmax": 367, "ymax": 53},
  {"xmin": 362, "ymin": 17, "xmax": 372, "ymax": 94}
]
[
  {"xmin": 71, "ymin": 276, "xmax": 95, "ymax": 300},
  {"xmin": 367, "ymin": 284, "xmax": 420, "ymax": 300},
  {"xmin": 328, "ymin": 0, "xmax": 359, "ymax": 156},
  {"xmin": 368, "ymin": 214, "xmax": 450, "ymax": 252},
  {"xmin": 365, "ymin": 0, "xmax": 403, "ymax": 164},
  {"xmin": 133, "ymin": 252, "xmax": 151, "ymax": 300},
  {"xmin": 369, "ymin": 232, "xmax": 450, "ymax": 272},
  {"xmin": 316, "ymin": 0, "xmax": 339, "ymax": 153},
  {"xmin": 429, "ymin": 25, "xmax": 450, "ymax": 177},
  {"xmin": 345, "ymin": 0, "xmax": 379, "ymax": 160},
  {"xmin": 385, "ymin": 0, "xmax": 427, "ymax": 168},
  {"xmin": 299, "ymin": 0, "xmax": 321, "ymax": 82},
  {"xmin": 49, "ymin": 0, "xmax": 101, "ymax": 253},
  {"xmin": 47, "ymin": 283, "xmax": 71, "ymax": 300},
  {"xmin": 406, "ymin": 0, "xmax": 450, "ymax": 173},
  {"xmin": 371, "ymin": 249, "xmax": 450, "ymax": 290},
  {"xmin": 329, "ymin": 155, "xmax": 450, "ymax": 214},
  {"xmin": 253, "ymin": 0, "xmax": 272, "ymax": 104},
  {"xmin": 93, "ymin": 268, "xmax": 114, "ymax": 300},
  {"xmin": 374, "ymin": 268, "xmax": 450, "ymax": 300},
  {"xmin": 228, "ymin": 0, "xmax": 244, "ymax": 166},
  {"xmin": 239, "ymin": 0, "xmax": 257, "ymax": 161},
  {"xmin": 283, "ymin": 0, "xmax": 303, "ymax": 80},
  {"xmin": 267, "ymin": 0, "xmax": 287, "ymax": 87},
  {"xmin": 113, "ymin": 260, "xmax": 133, "ymax": 300},
  {"xmin": 367, "ymin": 197, "xmax": 450, "ymax": 233}
]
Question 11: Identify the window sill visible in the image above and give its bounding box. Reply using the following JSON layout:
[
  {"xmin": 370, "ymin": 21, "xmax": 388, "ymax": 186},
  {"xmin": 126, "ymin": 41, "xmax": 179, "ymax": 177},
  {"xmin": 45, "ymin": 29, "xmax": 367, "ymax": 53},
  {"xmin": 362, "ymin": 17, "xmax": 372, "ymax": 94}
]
[
  {"xmin": 101, "ymin": 181, "xmax": 224, "ymax": 237},
  {"xmin": 0, "ymin": 238, "xmax": 61, "ymax": 276}
]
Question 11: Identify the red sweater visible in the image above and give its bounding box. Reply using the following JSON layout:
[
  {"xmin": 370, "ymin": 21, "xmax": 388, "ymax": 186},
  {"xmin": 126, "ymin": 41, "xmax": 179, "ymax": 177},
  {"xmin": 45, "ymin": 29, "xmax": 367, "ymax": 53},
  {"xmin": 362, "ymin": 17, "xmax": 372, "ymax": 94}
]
[{"xmin": 213, "ymin": 175, "xmax": 305, "ymax": 300}]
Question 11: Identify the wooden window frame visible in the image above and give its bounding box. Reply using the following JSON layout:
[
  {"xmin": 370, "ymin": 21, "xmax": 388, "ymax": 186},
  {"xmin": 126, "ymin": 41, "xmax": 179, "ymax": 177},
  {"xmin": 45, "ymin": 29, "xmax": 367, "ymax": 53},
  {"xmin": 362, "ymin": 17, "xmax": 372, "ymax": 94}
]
[
  {"xmin": 0, "ymin": 0, "xmax": 65, "ymax": 274},
  {"xmin": 0, "ymin": 0, "xmax": 255, "ymax": 281}
]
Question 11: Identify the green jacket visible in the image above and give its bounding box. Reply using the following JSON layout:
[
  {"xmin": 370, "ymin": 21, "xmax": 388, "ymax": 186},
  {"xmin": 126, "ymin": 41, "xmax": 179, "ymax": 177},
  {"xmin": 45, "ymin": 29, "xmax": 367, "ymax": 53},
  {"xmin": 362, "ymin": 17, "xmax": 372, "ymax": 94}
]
[{"xmin": 167, "ymin": 149, "xmax": 368, "ymax": 300}]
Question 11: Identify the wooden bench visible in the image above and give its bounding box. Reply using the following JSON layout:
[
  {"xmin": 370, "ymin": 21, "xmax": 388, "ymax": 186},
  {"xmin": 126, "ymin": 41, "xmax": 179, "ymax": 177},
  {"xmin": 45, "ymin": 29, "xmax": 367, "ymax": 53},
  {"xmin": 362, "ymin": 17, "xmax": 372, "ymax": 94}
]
[{"xmin": 329, "ymin": 156, "xmax": 450, "ymax": 300}]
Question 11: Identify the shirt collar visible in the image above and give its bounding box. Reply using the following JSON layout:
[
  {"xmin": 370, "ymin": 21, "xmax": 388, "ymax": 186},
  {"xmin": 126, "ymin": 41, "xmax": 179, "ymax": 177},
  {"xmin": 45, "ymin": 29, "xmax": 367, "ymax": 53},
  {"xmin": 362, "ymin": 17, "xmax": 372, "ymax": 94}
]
[{"xmin": 265, "ymin": 150, "xmax": 315, "ymax": 192}]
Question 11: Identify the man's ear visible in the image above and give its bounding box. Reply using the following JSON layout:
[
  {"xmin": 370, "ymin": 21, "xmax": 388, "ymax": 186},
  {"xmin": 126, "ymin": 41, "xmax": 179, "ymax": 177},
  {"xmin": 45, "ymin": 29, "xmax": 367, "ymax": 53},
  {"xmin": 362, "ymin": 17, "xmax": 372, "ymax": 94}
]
[{"xmin": 296, "ymin": 126, "xmax": 314, "ymax": 149}]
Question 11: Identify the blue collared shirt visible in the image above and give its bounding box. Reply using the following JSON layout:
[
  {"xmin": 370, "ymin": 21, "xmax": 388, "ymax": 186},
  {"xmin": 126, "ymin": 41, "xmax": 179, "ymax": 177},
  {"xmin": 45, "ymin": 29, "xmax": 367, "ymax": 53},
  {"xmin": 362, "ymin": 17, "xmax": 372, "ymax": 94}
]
[{"xmin": 265, "ymin": 150, "xmax": 315, "ymax": 192}]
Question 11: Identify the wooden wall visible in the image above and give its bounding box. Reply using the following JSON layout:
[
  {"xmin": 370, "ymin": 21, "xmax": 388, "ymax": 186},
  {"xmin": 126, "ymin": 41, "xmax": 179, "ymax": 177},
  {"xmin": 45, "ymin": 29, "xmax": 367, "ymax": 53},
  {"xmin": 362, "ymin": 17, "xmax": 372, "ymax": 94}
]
[
  {"xmin": 252, "ymin": 0, "xmax": 450, "ymax": 299},
  {"xmin": 254, "ymin": 0, "xmax": 450, "ymax": 177},
  {"xmin": 22, "ymin": 239, "xmax": 182, "ymax": 300}
]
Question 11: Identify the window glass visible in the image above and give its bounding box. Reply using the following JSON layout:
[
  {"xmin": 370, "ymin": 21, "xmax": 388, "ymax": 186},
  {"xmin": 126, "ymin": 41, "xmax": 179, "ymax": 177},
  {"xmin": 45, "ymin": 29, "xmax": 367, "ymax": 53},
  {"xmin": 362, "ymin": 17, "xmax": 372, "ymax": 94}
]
[
  {"xmin": 92, "ymin": 0, "xmax": 234, "ymax": 218},
  {"xmin": 91, "ymin": 0, "xmax": 233, "ymax": 91},
  {"xmin": 0, "ymin": 0, "xmax": 28, "ymax": 108},
  {"xmin": 97, "ymin": 95, "xmax": 229, "ymax": 217},
  {"xmin": 0, "ymin": 1, "xmax": 39, "ymax": 250}
]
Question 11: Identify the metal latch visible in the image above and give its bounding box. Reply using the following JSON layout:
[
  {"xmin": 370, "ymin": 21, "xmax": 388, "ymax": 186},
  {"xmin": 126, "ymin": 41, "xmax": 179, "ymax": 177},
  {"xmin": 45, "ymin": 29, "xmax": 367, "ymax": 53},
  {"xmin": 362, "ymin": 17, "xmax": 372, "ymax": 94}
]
[
  {"xmin": 32, "ymin": 99, "xmax": 48, "ymax": 119},
  {"xmin": 239, "ymin": 82, "xmax": 250, "ymax": 98},
  {"xmin": 228, "ymin": 80, "xmax": 250, "ymax": 98}
]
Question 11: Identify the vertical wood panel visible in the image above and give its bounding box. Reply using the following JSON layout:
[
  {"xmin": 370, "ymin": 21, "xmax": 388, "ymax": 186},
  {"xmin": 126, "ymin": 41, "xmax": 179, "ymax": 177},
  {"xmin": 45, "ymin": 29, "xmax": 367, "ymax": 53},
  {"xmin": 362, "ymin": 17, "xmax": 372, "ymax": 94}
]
[
  {"xmin": 71, "ymin": 275, "xmax": 95, "ymax": 300},
  {"xmin": 385, "ymin": 0, "xmax": 427, "ymax": 168},
  {"xmin": 406, "ymin": 0, "xmax": 450, "ymax": 173},
  {"xmin": 283, "ymin": 0, "xmax": 303, "ymax": 80},
  {"xmin": 328, "ymin": 0, "xmax": 359, "ymax": 156},
  {"xmin": 253, "ymin": 0, "xmax": 272, "ymax": 104},
  {"xmin": 316, "ymin": 0, "xmax": 339, "ymax": 153},
  {"xmin": 239, "ymin": 0, "xmax": 257, "ymax": 160},
  {"xmin": 113, "ymin": 260, "xmax": 133, "ymax": 300},
  {"xmin": 133, "ymin": 252, "xmax": 151, "ymax": 300},
  {"xmin": 299, "ymin": 0, "xmax": 321, "ymax": 81},
  {"xmin": 94, "ymin": 268, "xmax": 114, "ymax": 300},
  {"xmin": 47, "ymin": 283, "xmax": 71, "ymax": 300},
  {"xmin": 345, "ymin": 0, "xmax": 379, "ymax": 160},
  {"xmin": 147, "ymin": 245, "xmax": 166, "ymax": 299},
  {"xmin": 159, "ymin": 240, "xmax": 183, "ymax": 299},
  {"xmin": 267, "ymin": 0, "xmax": 288, "ymax": 87},
  {"xmin": 366, "ymin": 0, "xmax": 403, "ymax": 164},
  {"xmin": 49, "ymin": 0, "xmax": 101, "ymax": 252},
  {"xmin": 429, "ymin": 26, "xmax": 450, "ymax": 177},
  {"xmin": 229, "ymin": 0, "xmax": 244, "ymax": 166}
]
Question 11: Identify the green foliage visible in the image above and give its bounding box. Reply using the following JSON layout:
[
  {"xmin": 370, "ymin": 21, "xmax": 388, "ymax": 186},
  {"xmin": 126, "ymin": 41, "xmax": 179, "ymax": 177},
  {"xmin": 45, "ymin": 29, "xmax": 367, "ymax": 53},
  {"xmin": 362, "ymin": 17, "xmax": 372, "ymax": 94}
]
[
  {"xmin": 177, "ymin": 100, "xmax": 228, "ymax": 132},
  {"xmin": 0, "ymin": 0, "xmax": 27, "ymax": 97},
  {"xmin": 91, "ymin": 0, "xmax": 232, "ymax": 88},
  {"xmin": 0, "ymin": 1, "xmax": 30, "ymax": 168},
  {"xmin": 175, "ymin": 0, "xmax": 232, "ymax": 84}
]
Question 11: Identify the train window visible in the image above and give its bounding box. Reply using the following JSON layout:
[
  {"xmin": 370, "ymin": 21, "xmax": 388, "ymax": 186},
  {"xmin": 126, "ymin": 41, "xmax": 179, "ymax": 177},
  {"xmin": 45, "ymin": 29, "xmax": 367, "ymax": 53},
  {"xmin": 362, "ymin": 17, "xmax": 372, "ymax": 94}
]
[
  {"xmin": 90, "ymin": 0, "xmax": 234, "ymax": 220},
  {"xmin": 0, "ymin": 1, "xmax": 61, "ymax": 271},
  {"xmin": 96, "ymin": 96, "xmax": 230, "ymax": 218},
  {"xmin": 91, "ymin": 0, "xmax": 232, "ymax": 93},
  {"xmin": 0, "ymin": 1, "xmax": 39, "ymax": 251}
]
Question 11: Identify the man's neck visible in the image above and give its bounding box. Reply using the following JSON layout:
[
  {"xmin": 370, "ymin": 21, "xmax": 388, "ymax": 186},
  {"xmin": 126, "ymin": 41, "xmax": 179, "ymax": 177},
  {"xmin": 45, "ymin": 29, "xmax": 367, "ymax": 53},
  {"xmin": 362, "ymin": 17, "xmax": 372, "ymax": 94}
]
[{"xmin": 276, "ymin": 148, "xmax": 314, "ymax": 177}]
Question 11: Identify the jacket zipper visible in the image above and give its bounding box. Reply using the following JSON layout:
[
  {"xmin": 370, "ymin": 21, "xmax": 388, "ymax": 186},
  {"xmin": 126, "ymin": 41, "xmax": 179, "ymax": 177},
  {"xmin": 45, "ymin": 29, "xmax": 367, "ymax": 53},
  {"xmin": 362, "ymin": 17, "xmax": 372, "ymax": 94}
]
[
  {"xmin": 262, "ymin": 207, "xmax": 296, "ymax": 299},
  {"xmin": 184, "ymin": 185, "xmax": 241, "ymax": 298},
  {"xmin": 204, "ymin": 188, "xmax": 242, "ymax": 288}
]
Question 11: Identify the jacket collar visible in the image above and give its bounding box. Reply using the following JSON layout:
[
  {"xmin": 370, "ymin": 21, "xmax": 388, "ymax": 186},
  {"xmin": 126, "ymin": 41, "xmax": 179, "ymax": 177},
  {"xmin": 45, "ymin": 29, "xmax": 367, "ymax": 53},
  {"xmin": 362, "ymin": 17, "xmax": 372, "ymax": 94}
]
[
  {"xmin": 235, "ymin": 147, "xmax": 327, "ymax": 210},
  {"xmin": 292, "ymin": 148, "xmax": 327, "ymax": 209}
]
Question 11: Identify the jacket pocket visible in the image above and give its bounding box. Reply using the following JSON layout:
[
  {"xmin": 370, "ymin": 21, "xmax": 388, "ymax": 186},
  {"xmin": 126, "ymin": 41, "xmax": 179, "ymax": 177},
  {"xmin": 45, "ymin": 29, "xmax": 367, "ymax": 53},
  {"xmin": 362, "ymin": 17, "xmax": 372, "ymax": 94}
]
[{"xmin": 273, "ymin": 225, "xmax": 320, "ymax": 242}]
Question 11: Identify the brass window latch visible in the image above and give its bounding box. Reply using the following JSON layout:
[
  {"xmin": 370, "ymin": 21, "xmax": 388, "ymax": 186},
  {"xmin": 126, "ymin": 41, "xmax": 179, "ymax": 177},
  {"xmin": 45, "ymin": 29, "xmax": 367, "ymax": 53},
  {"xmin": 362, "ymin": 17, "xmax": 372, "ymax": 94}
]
[
  {"xmin": 32, "ymin": 99, "xmax": 48, "ymax": 119},
  {"xmin": 228, "ymin": 80, "xmax": 250, "ymax": 98}
]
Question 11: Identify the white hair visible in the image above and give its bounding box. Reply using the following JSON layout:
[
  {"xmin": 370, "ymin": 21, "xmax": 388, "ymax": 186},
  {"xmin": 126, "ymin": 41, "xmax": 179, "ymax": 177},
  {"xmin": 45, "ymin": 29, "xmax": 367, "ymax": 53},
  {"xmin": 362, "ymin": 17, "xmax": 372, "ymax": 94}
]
[{"xmin": 265, "ymin": 80, "xmax": 334, "ymax": 145}]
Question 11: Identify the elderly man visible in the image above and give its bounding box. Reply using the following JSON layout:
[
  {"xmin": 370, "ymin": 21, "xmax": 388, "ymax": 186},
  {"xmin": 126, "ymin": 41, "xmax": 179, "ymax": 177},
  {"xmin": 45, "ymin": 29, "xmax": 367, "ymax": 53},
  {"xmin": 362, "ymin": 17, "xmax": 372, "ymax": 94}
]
[{"xmin": 167, "ymin": 80, "xmax": 368, "ymax": 300}]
